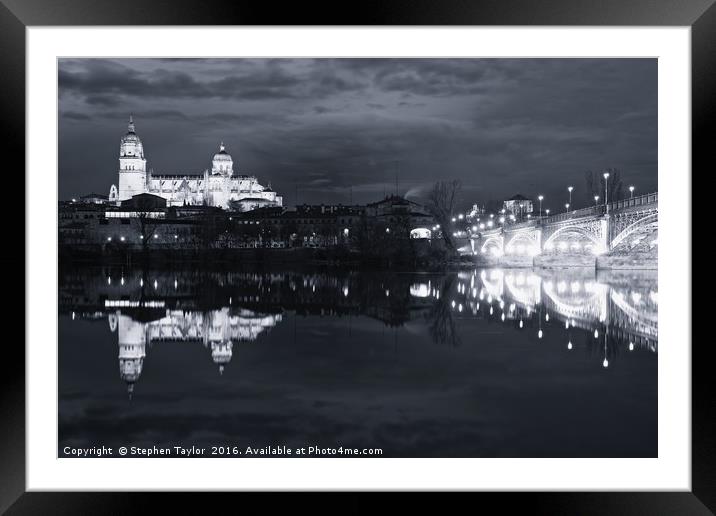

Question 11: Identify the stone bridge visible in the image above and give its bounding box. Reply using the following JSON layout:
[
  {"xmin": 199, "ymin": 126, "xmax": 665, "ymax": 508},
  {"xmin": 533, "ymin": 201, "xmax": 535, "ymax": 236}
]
[{"xmin": 469, "ymin": 192, "xmax": 658, "ymax": 265}]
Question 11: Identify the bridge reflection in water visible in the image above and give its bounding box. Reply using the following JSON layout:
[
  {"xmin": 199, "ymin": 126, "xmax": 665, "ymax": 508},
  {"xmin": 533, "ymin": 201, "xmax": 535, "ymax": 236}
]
[{"xmin": 61, "ymin": 267, "xmax": 656, "ymax": 397}]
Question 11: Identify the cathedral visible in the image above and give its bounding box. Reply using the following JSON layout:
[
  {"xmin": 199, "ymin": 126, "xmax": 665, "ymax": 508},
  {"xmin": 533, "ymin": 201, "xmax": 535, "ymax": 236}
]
[{"xmin": 108, "ymin": 117, "xmax": 282, "ymax": 211}]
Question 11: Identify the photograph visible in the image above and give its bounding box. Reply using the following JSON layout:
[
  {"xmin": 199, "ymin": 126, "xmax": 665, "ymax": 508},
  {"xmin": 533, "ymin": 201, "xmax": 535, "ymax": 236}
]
[{"xmin": 57, "ymin": 57, "xmax": 658, "ymax": 459}]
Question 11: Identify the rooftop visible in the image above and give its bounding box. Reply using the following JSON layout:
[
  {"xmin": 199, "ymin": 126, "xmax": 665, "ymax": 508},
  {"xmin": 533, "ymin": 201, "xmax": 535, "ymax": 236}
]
[{"xmin": 506, "ymin": 194, "xmax": 531, "ymax": 201}]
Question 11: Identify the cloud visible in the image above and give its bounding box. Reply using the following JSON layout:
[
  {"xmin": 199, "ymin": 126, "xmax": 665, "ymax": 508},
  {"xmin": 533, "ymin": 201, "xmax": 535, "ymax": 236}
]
[{"xmin": 58, "ymin": 58, "xmax": 657, "ymax": 209}]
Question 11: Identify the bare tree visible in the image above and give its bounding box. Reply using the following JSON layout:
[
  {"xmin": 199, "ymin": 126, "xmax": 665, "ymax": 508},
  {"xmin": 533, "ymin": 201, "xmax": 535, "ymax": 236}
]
[
  {"xmin": 127, "ymin": 195, "xmax": 163, "ymax": 254},
  {"xmin": 425, "ymin": 180, "xmax": 461, "ymax": 251},
  {"xmin": 136, "ymin": 213, "xmax": 159, "ymax": 254}
]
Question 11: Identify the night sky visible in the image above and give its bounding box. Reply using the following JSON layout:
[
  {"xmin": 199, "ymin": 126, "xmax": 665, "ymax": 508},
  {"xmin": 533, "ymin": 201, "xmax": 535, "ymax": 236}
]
[{"xmin": 58, "ymin": 58, "xmax": 657, "ymax": 211}]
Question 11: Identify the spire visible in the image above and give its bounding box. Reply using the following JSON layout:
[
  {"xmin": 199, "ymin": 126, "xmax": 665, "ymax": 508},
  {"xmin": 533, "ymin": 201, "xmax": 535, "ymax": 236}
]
[
  {"xmin": 128, "ymin": 114, "xmax": 135, "ymax": 133},
  {"xmin": 219, "ymin": 141, "xmax": 225, "ymax": 153}
]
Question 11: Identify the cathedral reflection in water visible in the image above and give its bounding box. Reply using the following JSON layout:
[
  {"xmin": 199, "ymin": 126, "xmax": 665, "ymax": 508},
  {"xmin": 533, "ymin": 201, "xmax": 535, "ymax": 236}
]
[{"xmin": 60, "ymin": 267, "xmax": 657, "ymax": 399}]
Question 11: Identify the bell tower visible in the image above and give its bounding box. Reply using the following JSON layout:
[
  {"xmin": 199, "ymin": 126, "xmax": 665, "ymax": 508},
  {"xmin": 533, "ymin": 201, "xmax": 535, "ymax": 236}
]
[{"xmin": 118, "ymin": 115, "xmax": 147, "ymax": 201}]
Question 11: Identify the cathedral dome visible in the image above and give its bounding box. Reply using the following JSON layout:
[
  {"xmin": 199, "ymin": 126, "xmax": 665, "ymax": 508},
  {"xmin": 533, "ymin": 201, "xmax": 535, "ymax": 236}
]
[
  {"xmin": 211, "ymin": 142, "xmax": 234, "ymax": 175},
  {"xmin": 213, "ymin": 142, "xmax": 232, "ymax": 161}
]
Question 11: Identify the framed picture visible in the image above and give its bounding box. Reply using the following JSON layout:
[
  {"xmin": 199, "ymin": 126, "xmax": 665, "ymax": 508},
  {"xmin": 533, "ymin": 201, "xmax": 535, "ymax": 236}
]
[{"xmin": 3, "ymin": 0, "xmax": 707, "ymax": 512}]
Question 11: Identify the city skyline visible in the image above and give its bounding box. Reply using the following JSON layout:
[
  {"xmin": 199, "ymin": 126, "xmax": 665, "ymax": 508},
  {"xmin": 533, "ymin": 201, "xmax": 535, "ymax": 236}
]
[{"xmin": 59, "ymin": 58, "xmax": 657, "ymax": 210}]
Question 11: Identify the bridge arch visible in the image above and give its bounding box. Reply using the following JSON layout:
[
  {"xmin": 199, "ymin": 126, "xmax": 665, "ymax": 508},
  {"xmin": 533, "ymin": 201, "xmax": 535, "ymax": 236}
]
[
  {"xmin": 543, "ymin": 225, "xmax": 605, "ymax": 253},
  {"xmin": 480, "ymin": 234, "xmax": 504, "ymax": 255},
  {"xmin": 610, "ymin": 212, "xmax": 658, "ymax": 250},
  {"xmin": 504, "ymin": 231, "xmax": 540, "ymax": 255}
]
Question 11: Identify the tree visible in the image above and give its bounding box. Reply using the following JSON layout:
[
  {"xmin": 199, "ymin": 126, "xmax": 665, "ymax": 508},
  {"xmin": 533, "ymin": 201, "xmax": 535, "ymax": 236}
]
[
  {"xmin": 425, "ymin": 180, "xmax": 461, "ymax": 252},
  {"xmin": 136, "ymin": 212, "xmax": 160, "ymax": 255},
  {"xmin": 124, "ymin": 196, "xmax": 160, "ymax": 253},
  {"xmin": 585, "ymin": 168, "xmax": 625, "ymax": 205}
]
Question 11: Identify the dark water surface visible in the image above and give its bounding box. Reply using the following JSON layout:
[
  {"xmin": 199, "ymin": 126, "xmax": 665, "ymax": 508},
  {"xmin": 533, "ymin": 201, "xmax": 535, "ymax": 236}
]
[{"xmin": 59, "ymin": 266, "xmax": 657, "ymax": 457}]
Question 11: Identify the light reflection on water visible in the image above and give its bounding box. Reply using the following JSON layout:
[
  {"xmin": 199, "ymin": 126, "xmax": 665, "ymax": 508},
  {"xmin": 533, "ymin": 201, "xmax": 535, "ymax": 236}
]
[{"xmin": 59, "ymin": 267, "xmax": 657, "ymax": 458}]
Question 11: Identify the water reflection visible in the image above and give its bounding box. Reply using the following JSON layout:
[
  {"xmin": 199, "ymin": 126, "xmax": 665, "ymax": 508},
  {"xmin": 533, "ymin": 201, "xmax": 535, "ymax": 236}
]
[{"xmin": 61, "ymin": 267, "xmax": 656, "ymax": 398}]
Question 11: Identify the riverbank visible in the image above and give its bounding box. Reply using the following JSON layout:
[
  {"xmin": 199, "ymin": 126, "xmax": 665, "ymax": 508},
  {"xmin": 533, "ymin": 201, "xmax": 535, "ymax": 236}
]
[
  {"xmin": 59, "ymin": 245, "xmax": 657, "ymax": 271},
  {"xmin": 58, "ymin": 245, "xmax": 452, "ymax": 271}
]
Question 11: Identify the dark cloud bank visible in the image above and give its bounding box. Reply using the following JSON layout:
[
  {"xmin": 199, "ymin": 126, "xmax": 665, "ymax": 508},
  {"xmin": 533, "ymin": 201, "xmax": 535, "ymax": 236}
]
[{"xmin": 59, "ymin": 58, "xmax": 657, "ymax": 210}]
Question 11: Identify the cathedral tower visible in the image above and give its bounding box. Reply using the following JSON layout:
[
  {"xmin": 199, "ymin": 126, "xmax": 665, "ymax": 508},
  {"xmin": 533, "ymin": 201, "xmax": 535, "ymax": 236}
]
[{"xmin": 117, "ymin": 116, "xmax": 147, "ymax": 201}]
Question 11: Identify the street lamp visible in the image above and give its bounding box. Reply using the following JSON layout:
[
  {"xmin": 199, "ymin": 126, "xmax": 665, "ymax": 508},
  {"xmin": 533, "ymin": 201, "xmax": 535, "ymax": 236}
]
[
  {"xmin": 545, "ymin": 209, "xmax": 550, "ymax": 216},
  {"xmin": 565, "ymin": 203, "xmax": 570, "ymax": 211},
  {"xmin": 567, "ymin": 186, "xmax": 573, "ymax": 206},
  {"xmin": 594, "ymin": 195, "xmax": 599, "ymax": 207},
  {"xmin": 629, "ymin": 185, "xmax": 635, "ymax": 199},
  {"xmin": 603, "ymin": 172, "xmax": 610, "ymax": 208},
  {"xmin": 538, "ymin": 195, "xmax": 544, "ymax": 217}
]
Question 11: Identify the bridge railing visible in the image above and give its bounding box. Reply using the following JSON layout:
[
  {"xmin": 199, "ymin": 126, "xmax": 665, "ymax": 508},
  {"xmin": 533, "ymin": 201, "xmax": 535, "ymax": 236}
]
[
  {"xmin": 541, "ymin": 205, "xmax": 604, "ymax": 224},
  {"xmin": 504, "ymin": 220, "xmax": 536, "ymax": 230},
  {"xmin": 608, "ymin": 192, "xmax": 657, "ymax": 212}
]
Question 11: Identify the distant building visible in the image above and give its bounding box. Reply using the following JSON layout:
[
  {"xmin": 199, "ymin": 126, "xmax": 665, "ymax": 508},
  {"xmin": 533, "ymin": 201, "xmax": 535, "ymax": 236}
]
[
  {"xmin": 230, "ymin": 196, "xmax": 437, "ymax": 247},
  {"xmin": 58, "ymin": 194, "xmax": 225, "ymax": 248},
  {"xmin": 466, "ymin": 203, "xmax": 486, "ymax": 221},
  {"xmin": 59, "ymin": 193, "xmax": 437, "ymax": 250},
  {"xmin": 503, "ymin": 194, "xmax": 534, "ymax": 220},
  {"xmin": 119, "ymin": 192, "xmax": 167, "ymax": 210},
  {"xmin": 109, "ymin": 116, "xmax": 282, "ymax": 210},
  {"xmin": 80, "ymin": 193, "xmax": 109, "ymax": 204}
]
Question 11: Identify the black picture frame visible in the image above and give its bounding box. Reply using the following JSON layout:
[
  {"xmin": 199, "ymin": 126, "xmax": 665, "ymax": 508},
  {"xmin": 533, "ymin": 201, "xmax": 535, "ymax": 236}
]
[{"xmin": 1, "ymin": 0, "xmax": 706, "ymax": 513}]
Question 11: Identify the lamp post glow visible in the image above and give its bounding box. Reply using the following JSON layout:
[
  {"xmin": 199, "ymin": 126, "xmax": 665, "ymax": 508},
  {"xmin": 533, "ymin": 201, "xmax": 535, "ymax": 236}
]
[
  {"xmin": 603, "ymin": 172, "xmax": 610, "ymax": 209},
  {"xmin": 629, "ymin": 185, "xmax": 635, "ymax": 199},
  {"xmin": 594, "ymin": 195, "xmax": 599, "ymax": 207},
  {"xmin": 565, "ymin": 203, "xmax": 570, "ymax": 211},
  {"xmin": 538, "ymin": 195, "xmax": 544, "ymax": 217},
  {"xmin": 545, "ymin": 209, "xmax": 550, "ymax": 216},
  {"xmin": 567, "ymin": 186, "xmax": 573, "ymax": 206}
]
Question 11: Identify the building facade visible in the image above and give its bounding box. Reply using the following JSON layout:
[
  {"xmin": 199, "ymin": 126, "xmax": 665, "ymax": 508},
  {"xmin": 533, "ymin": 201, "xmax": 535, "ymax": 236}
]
[
  {"xmin": 110, "ymin": 117, "xmax": 282, "ymax": 211},
  {"xmin": 502, "ymin": 194, "xmax": 534, "ymax": 220}
]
